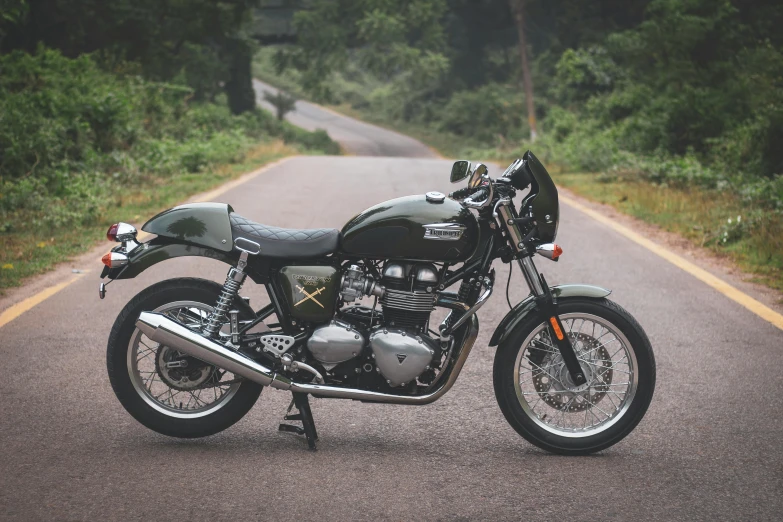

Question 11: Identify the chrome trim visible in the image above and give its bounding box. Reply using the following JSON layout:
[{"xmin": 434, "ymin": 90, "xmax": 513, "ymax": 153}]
[
  {"xmin": 135, "ymin": 310, "xmax": 480, "ymax": 405},
  {"xmin": 535, "ymin": 243, "xmax": 559, "ymax": 260},
  {"xmin": 136, "ymin": 311, "xmax": 277, "ymax": 387},
  {"xmin": 281, "ymin": 354, "xmax": 325, "ymax": 384},
  {"xmin": 115, "ymin": 222, "xmax": 138, "ymax": 242},
  {"xmin": 425, "ymin": 191, "xmax": 446, "ymax": 203},
  {"xmin": 423, "ymin": 223, "xmax": 467, "ymax": 241},
  {"xmin": 108, "ymin": 252, "xmax": 129, "ymax": 267},
  {"xmin": 234, "ymin": 237, "xmax": 261, "ymax": 255},
  {"xmin": 519, "ymin": 257, "xmax": 545, "ymax": 296}
]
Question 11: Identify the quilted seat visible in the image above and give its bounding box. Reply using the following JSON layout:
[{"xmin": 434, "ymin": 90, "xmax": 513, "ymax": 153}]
[{"xmin": 229, "ymin": 213, "xmax": 340, "ymax": 259}]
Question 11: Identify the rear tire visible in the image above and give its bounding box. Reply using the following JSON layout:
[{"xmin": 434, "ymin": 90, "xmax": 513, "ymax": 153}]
[
  {"xmin": 107, "ymin": 278, "xmax": 263, "ymax": 438},
  {"xmin": 493, "ymin": 297, "xmax": 655, "ymax": 455}
]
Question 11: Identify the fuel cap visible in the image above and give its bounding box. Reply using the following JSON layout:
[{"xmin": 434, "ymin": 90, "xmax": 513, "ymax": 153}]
[{"xmin": 425, "ymin": 191, "xmax": 445, "ymax": 203}]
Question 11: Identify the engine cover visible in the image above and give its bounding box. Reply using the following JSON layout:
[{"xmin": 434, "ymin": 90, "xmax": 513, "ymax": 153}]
[
  {"xmin": 307, "ymin": 321, "xmax": 365, "ymax": 365},
  {"xmin": 369, "ymin": 329, "xmax": 435, "ymax": 387}
]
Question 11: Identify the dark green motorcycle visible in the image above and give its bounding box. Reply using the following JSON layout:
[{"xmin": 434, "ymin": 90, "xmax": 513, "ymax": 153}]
[{"xmin": 101, "ymin": 151, "xmax": 655, "ymax": 454}]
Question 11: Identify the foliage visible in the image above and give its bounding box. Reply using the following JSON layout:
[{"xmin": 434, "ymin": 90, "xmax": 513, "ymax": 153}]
[
  {"xmin": 0, "ymin": 48, "xmax": 338, "ymax": 288},
  {"xmin": 264, "ymin": 90, "xmax": 298, "ymax": 120},
  {"xmin": 0, "ymin": 0, "xmax": 261, "ymax": 114}
]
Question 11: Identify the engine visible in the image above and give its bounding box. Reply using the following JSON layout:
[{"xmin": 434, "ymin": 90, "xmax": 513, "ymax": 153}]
[
  {"xmin": 305, "ymin": 261, "xmax": 441, "ymax": 388},
  {"xmin": 340, "ymin": 262, "xmax": 438, "ymax": 332}
]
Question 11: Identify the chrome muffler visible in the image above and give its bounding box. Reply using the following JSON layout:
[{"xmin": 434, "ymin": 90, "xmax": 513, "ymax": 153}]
[{"xmin": 135, "ymin": 311, "xmax": 479, "ymax": 405}]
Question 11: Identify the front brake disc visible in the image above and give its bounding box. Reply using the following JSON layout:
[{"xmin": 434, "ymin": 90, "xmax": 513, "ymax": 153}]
[{"xmin": 532, "ymin": 332, "xmax": 613, "ymax": 412}]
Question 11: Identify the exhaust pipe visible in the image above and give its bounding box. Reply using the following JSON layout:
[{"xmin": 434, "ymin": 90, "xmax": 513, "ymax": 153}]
[
  {"xmin": 135, "ymin": 311, "xmax": 479, "ymax": 405},
  {"xmin": 135, "ymin": 312, "xmax": 290, "ymax": 390}
]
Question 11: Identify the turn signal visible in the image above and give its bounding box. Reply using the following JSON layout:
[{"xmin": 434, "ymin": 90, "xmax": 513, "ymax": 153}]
[
  {"xmin": 535, "ymin": 243, "xmax": 563, "ymax": 261},
  {"xmin": 101, "ymin": 251, "xmax": 129, "ymax": 268}
]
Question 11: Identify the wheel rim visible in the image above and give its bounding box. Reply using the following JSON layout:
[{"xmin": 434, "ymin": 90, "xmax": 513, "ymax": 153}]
[
  {"xmin": 513, "ymin": 312, "xmax": 638, "ymax": 438},
  {"xmin": 127, "ymin": 300, "xmax": 241, "ymax": 419}
]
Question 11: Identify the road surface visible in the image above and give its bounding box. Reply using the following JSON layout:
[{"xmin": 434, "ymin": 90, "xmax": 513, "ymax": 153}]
[{"xmin": 0, "ymin": 84, "xmax": 781, "ymax": 521}]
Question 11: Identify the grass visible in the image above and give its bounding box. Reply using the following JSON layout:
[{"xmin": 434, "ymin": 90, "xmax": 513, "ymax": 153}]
[
  {"xmin": 552, "ymin": 171, "xmax": 783, "ymax": 292},
  {"xmin": 0, "ymin": 140, "xmax": 300, "ymax": 293}
]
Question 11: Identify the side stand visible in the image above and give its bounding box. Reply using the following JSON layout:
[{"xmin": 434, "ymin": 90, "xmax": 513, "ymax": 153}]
[{"xmin": 278, "ymin": 392, "xmax": 319, "ymax": 451}]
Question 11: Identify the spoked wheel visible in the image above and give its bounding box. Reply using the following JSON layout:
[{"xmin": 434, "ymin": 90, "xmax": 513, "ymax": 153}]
[
  {"xmin": 494, "ymin": 297, "xmax": 655, "ymax": 455},
  {"xmin": 128, "ymin": 301, "xmax": 243, "ymax": 417},
  {"xmin": 107, "ymin": 278, "xmax": 263, "ymax": 438}
]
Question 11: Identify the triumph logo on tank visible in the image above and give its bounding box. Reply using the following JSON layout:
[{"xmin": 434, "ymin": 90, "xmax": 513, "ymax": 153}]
[{"xmin": 422, "ymin": 223, "xmax": 466, "ymax": 241}]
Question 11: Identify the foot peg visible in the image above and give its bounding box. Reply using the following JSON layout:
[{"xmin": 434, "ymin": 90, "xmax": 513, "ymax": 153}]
[{"xmin": 278, "ymin": 392, "xmax": 319, "ymax": 450}]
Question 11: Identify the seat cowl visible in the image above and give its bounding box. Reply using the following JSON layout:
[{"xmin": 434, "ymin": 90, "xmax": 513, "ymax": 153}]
[
  {"xmin": 230, "ymin": 213, "xmax": 340, "ymax": 259},
  {"xmin": 142, "ymin": 203, "xmax": 235, "ymax": 252}
]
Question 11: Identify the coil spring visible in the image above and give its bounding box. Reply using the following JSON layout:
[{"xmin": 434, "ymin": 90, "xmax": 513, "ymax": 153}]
[{"xmin": 203, "ymin": 269, "xmax": 245, "ymax": 337}]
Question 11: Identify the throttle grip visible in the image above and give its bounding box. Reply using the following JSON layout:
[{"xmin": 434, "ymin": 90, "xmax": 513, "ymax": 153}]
[{"xmin": 449, "ymin": 187, "xmax": 474, "ymax": 200}]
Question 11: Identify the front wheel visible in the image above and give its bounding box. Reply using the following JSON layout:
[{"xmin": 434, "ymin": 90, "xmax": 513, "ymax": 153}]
[{"xmin": 493, "ymin": 297, "xmax": 655, "ymax": 455}]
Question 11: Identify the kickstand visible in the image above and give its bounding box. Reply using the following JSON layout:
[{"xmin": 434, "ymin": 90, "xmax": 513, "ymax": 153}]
[{"xmin": 278, "ymin": 392, "xmax": 318, "ymax": 451}]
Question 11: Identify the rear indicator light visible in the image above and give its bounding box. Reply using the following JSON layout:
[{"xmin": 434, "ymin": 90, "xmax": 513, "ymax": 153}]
[
  {"xmin": 552, "ymin": 244, "xmax": 563, "ymax": 260},
  {"xmin": 107, "ymin": 224, "xmax": 119, "ymax": 242},
  {"xmin": 101, "ymin": 251, "xmax": 129, "ymax": 268}
]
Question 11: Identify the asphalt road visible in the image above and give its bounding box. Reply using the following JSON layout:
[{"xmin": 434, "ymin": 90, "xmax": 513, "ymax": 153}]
[{"xmin": 1, "ymin": 89, "xmax": 782, "ymax": 521}]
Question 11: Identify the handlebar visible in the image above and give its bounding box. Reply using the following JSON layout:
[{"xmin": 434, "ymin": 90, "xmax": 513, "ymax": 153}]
[{"xmin": 448, "ymin": 186, "xmax": 474, "ymax": 200}]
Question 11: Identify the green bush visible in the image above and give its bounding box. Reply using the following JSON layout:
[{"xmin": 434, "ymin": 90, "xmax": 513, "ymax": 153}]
[{"xmin": 0, "ymin": 48, "xmax": 338, "ymax": 229}]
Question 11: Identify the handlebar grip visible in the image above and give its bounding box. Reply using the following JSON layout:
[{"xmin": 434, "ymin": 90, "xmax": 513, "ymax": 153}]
[
  {"xmin": 449, "ymin": 187, "xmax": 474, "ymax": 200},
  {"xmin": 465, "ymin": 187, "xmax": 489, "ymax": 203}
]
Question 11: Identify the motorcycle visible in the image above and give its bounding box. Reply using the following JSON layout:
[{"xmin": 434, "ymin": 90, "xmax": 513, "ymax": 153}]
[{"xmin": 100, "ymin": 151, "xmax": 655, "ymax": 454}]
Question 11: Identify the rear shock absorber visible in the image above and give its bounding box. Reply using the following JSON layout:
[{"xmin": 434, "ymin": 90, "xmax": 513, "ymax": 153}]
[{"xmin": 203, "ymin": 251, "xmax": 249, "ymax": 338}]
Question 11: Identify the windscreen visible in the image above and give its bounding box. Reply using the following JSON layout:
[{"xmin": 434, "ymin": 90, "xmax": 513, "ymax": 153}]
[{"xmin": 522, "ymin": 150, "xmax": 559, "ymax": 243}]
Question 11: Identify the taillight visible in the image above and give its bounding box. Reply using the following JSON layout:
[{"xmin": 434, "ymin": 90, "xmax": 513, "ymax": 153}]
[
  {"xmin": 106, "ymin": 222, "xmax": 138, "ymax": 242},
  {"xmin": 107, "ymin": 223, "xmax": 119, "ymax": 241},
  {"xmin": 101, "ymin": 251, "xmax": 129, "ymax": 268}
]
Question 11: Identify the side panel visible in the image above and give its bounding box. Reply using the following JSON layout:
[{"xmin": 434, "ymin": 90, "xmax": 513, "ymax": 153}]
[
  {"xmin": 278, "ymin": 266, "xmax": 339, "ymax": 323},
  {"xmin": 488, "ymin": 284, "xmax": 612, "ymax": 347},
  {"xmin": 141, "ymin": 202, "xmax": 234, "ymax": 253}
]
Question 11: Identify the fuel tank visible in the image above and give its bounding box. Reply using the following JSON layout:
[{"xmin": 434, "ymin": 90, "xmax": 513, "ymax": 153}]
[{"xmin": 340, "ymin": 194, "xmax": 478, "ymax": 261}]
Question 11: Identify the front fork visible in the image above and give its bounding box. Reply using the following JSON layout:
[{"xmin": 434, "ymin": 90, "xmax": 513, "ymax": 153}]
[{"xmin": 517, "ymin": 255, "xmax": 587, "ymax": 385}]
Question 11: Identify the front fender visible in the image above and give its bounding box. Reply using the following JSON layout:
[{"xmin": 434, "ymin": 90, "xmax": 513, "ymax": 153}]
[
  {"xmin": 488, "ymin": 284, "xmax": 611, "ymax": 347},
  {"xmin": 106, "ymin": 237, "xmax": 265, "ymax": 283}
]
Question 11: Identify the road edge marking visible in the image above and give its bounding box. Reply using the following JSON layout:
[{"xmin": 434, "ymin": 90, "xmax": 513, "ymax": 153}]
[
  {"xmin": 0, "ymin": 272, "xmax": 88, "ymax": 329},
  {"xmin": 0, "ymin": 155, "xmax": 299, "ymax": 330},
  {"xmin": 560, "ymin": 194, "xmax": 783, "ymax": 332}
]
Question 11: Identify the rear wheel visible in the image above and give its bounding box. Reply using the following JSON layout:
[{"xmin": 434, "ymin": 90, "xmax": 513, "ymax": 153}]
[
  {"xmin": 493, "ymin": 297, "xmax": 655, "ymax": 455},
  {"xmin": 107, "ymin": 278, "xmax": 263, "ymax": 438}
]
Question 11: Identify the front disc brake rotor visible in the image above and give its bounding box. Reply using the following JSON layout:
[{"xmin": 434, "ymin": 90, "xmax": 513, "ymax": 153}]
[
  {"xmin": 532, "ymin": 332, "xmax": 613, "ymax": 412},
  {"xmin": 155, "ymin": 345, "xmax": 217, "ymax": 391}
]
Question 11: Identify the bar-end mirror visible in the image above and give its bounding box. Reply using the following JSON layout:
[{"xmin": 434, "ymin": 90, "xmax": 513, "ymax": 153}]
[{"xmin": 450, "ymin": 160, "xmax": 472, "ymax": 183}]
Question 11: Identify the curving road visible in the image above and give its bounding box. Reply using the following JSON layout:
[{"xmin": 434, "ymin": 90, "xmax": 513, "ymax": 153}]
[{"xmin": 0, "ymin": 86, "xmax": 781, "ymax": 521}]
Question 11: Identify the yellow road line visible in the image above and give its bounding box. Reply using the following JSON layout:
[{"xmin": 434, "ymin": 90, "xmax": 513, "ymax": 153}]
[
  {"xmin": 561, "ymin": 195, "xmax": 783, "ymax": 331},
  {"xmin": 0, "ymin": 272, "xmax": 88, "ymax": 329}
]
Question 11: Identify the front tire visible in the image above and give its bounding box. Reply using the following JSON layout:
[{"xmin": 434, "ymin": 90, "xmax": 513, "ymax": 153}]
[
  {"xmin": 493, "ymin": 297, "xmax": 655, "ymax": 455},
  {"xmin": 107, "ymin": 278, "xmax": 263, "ymax": 438}
]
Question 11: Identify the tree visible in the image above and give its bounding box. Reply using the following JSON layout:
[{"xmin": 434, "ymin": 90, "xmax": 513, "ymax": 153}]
[{"xmin": 509, "ymin": 0, "xmax": 537, "ymax": 141}]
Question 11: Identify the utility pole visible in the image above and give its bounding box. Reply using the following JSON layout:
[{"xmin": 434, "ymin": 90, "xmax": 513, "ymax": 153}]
[{"xmin": 510, "ymin": 0, "xmax": 537, "ymax": 142}]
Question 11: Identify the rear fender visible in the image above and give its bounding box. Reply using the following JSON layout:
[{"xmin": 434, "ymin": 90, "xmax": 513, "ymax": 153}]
[
  {"xmin": 488, "ymin": 284, "xmax": 611, "ymax": 347},
  {"xmin": 106, "ymin": 237, "xmax": 266, "ymax": 284}
]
